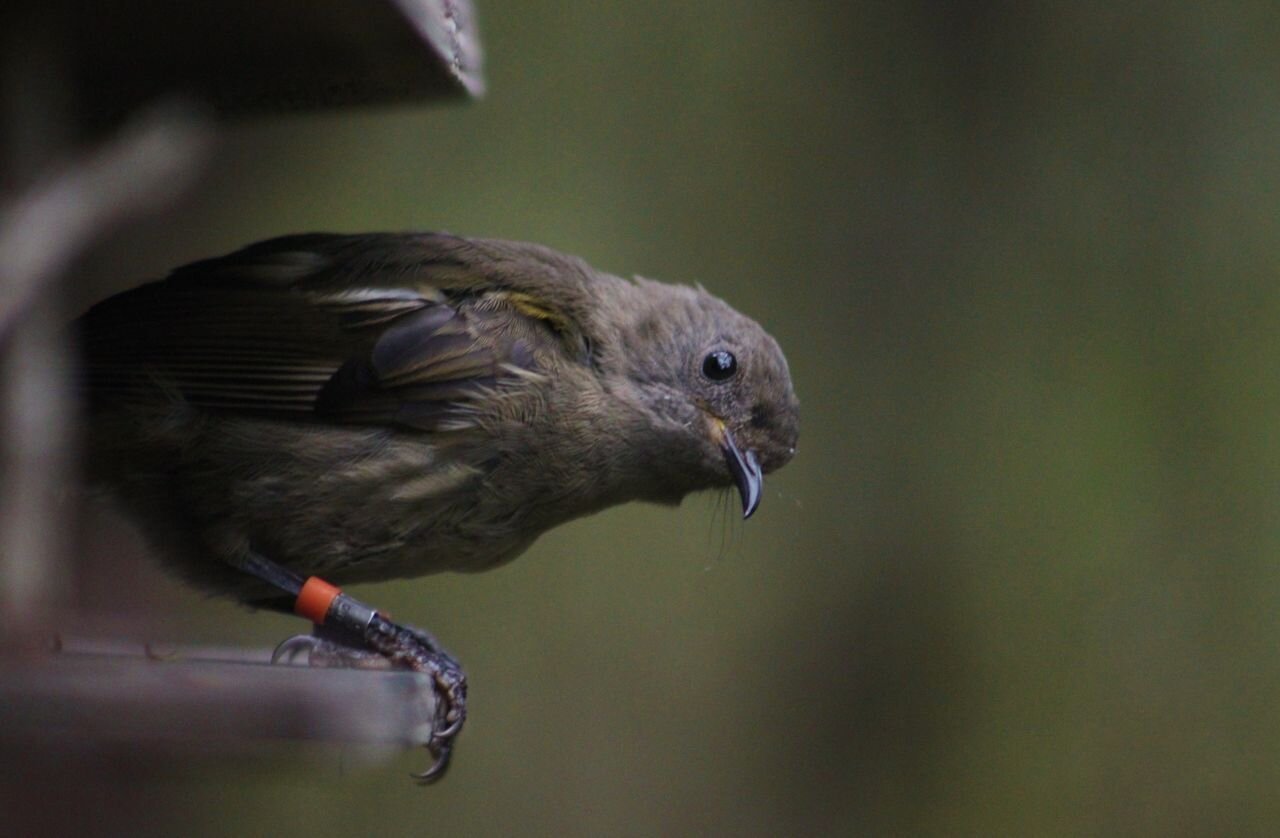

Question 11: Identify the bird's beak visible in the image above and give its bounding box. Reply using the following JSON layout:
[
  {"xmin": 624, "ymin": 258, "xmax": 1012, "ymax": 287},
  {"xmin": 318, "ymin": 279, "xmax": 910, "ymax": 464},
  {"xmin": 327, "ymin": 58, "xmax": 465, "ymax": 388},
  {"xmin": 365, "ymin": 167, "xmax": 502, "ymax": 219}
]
[{"xmin": 713, "ymin": 419, "xmax": 763, "ymax": 519}]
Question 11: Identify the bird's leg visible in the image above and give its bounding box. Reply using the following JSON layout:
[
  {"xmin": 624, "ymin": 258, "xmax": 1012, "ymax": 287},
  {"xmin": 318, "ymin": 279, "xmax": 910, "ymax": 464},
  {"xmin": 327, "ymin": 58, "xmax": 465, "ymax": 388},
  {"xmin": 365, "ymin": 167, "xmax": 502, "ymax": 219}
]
[{"xmin": 235, "ymin": 551, "xmax": 466, "ymax": 782}]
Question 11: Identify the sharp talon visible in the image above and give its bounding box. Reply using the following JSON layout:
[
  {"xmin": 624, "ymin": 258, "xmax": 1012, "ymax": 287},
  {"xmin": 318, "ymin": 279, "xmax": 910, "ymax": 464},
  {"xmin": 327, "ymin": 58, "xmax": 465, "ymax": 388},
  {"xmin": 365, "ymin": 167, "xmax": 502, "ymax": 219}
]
[
  {"xmin": 144, "ymin": 642, "xmax": 179, "ymax": 661},
  {"xmin": 412, "ymin": 743, "xmax": 454, "ymax": 784},
  {"xmin": 271, "ymin": 634, "xmax": 319, "ymax": 664},
  {"xmin": 433, "ymin": 714, "xmax": 464, "ymax": 740}
]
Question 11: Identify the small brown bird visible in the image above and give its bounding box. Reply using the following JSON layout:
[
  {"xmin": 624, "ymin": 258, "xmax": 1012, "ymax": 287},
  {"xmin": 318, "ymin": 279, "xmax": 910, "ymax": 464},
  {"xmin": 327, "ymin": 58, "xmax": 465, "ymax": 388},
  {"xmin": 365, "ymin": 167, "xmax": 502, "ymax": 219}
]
[{"xmin": 77, "ymin": 232, "xmax": 799, "ymax": 779}]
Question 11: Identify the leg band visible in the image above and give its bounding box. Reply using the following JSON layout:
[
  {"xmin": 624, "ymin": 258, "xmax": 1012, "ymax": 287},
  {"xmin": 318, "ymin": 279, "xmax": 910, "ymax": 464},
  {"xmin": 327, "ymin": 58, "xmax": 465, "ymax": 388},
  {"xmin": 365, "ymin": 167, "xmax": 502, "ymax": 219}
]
[{"xmin": 294, "ymin": 576, "xmax": 378, "ymax": 633}]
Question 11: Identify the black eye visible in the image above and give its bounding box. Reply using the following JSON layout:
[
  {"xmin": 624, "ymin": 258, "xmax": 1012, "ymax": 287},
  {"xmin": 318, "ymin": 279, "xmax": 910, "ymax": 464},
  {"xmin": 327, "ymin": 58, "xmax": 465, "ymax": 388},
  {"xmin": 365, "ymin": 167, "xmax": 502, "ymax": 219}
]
[{"xmin": 701, "ymin": 349, "xmax": 738, "ymax": 382}]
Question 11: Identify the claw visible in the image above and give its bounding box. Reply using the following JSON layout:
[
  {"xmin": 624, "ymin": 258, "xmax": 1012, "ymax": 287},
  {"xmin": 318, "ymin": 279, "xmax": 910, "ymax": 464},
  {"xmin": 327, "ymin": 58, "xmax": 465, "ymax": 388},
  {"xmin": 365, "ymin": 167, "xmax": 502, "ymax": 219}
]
[
  {"xmin": 432, "ymin": 713, "xmax": 465, "ymax": 740},
  {"xmin": 143, "ymin": 642, "xmax": 179, "ymax": 661},
  {"xmin": 271, "ymin": 634, "xmax": 320, "ymax": 664},
  {"xmin": 412, "ymin": 741, "xmax": 454, "ymax": 784}
]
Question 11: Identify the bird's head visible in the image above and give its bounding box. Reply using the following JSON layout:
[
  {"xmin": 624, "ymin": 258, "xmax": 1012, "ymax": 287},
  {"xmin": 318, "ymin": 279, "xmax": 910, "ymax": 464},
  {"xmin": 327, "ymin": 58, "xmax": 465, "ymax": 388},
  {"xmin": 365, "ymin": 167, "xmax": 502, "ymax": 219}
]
[{"xmin": 596, "ymin": 277, "xmax": 800, "ymax": 517}]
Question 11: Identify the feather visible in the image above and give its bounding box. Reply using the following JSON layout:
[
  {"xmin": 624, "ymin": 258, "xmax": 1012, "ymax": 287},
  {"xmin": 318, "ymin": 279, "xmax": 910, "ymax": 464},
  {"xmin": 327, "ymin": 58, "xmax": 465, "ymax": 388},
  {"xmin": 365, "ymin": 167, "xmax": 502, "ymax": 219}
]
[{"xmin": 76, "ymin": 234, "xmax": 578, "ymax": 434}]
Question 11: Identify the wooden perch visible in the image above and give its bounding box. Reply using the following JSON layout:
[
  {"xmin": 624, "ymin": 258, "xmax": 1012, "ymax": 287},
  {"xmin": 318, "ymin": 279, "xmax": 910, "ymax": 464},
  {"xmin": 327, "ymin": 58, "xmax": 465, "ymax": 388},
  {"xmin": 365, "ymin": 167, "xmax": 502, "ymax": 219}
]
[
  {"xmin": 40, "ymin": 0, "xmax": 485, "ymax": 127},
  {"xmin": 0, "ymin": 637, "xmax": 441, "ymax": 759}
]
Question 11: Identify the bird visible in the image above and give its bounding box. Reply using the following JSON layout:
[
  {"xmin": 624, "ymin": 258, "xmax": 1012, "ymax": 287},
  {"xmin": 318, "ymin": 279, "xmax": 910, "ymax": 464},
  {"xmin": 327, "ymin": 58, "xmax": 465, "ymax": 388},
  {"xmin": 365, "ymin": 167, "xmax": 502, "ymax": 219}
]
[{"xmin": 76, "ymin": 232, "xmax": 800, "ymax": 780}]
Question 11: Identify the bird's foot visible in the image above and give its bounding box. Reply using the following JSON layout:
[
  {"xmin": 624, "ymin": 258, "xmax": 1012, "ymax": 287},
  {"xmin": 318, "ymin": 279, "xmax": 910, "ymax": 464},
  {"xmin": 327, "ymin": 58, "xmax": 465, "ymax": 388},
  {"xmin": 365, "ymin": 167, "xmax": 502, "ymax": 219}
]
[
  {"xmin": 362, "ymin": 614, "xmax": 467, "ymax": 783},
  {"xmin": 271, "ymin": 615, "xmax": 466, "ymax": 783}
]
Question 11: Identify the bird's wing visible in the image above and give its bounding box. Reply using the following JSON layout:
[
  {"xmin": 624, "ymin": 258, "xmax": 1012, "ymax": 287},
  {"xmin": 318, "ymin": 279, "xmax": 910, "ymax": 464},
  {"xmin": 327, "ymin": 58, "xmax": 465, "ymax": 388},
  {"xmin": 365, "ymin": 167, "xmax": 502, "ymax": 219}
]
[
  {"xmin": 78, "ymin": 235, "xmax": 557, "ymax": 432},
  {"xmin": 174, "ymin": 232, "xmax": 601, "ymax": 356}
]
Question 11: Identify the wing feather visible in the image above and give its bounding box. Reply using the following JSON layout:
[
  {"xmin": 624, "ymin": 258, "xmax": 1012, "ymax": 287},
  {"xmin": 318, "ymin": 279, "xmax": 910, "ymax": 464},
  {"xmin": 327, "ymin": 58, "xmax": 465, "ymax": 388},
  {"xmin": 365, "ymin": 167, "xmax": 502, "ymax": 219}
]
[{"xmin": 79, "ymin": 240, "xmax": 545, "ymax": 433}]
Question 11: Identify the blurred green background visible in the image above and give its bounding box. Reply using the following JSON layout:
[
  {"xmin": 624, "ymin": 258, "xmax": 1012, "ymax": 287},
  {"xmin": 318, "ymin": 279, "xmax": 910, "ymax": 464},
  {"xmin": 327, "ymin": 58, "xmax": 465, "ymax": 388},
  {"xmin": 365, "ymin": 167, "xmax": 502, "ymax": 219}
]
[{"xmin": 59, "ymin": 1, "xmax": 1280, "ymax": 835}]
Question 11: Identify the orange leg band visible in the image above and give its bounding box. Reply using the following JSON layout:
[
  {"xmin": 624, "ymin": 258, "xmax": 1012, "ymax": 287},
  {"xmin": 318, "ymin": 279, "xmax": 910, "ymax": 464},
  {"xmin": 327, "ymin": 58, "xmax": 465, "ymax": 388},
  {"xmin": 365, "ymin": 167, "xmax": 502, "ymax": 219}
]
[{"xmin": 294, "ymin": 576, "xmax": 341, "ymax": 625}]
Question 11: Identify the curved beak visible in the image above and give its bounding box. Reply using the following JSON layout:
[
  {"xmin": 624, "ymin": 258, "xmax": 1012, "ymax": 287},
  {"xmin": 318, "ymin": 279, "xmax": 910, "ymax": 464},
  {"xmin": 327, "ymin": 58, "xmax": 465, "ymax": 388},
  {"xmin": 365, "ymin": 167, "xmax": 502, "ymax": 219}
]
[{"xmin": 718, "ymin": 424, "xmax": 763, "ymax": 519}]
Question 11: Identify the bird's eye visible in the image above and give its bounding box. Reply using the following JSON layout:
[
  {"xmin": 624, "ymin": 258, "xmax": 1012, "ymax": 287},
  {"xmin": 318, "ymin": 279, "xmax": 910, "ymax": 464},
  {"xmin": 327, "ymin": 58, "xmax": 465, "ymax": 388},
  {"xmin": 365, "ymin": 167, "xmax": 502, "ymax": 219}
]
[{"xmin": 701, "ymin": 349, "xmax": 738, "ymax": 382}]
